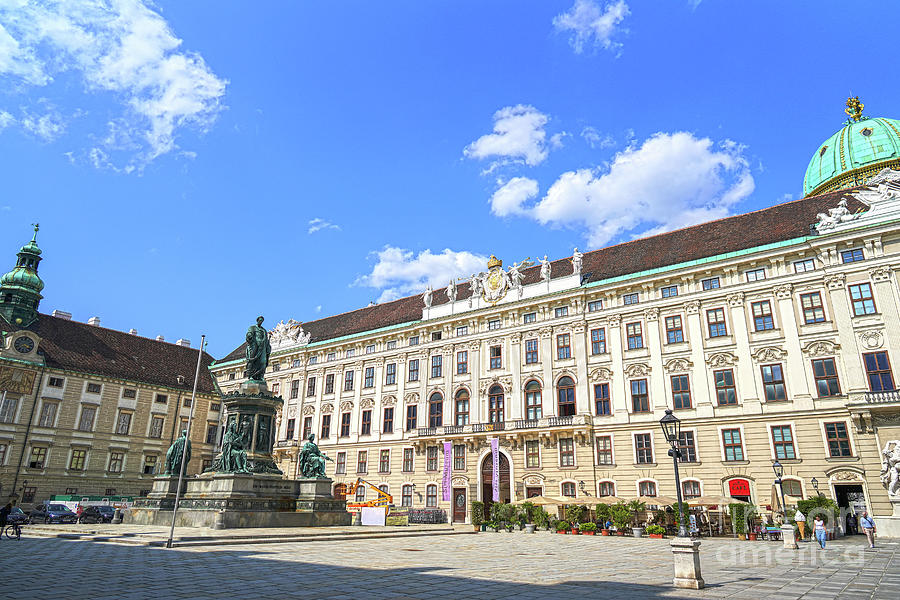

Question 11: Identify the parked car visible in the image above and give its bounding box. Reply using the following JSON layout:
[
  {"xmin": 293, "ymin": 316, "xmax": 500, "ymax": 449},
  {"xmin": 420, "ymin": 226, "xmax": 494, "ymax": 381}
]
[
  {"xmin": 30, "ymin": 503, "xmax": 78, "ymax": 524},
  {"xmin": 78, "ymin": 505, "xmax": 116, "ymax": 524},
  {"xmin": 6, "ymin": 507, "xmax": 29, "ymax": 526}
]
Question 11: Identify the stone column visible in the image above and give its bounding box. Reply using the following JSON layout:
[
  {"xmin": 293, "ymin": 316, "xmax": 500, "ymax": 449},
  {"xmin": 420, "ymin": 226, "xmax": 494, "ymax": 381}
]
[
  {"xmin": 670, "ymin": 537, "xmax": 705, "ymax": 589},
  {"xmin": 781, "ymin": 523, "xmax": 798, "ymax": 549}
]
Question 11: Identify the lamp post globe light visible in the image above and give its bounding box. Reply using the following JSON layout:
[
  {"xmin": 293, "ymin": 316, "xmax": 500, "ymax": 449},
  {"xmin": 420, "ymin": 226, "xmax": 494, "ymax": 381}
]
[
  {"xmin": 811, "ymin": 477, "xmax": 822, "ymax": 497},
  {"xmin": 773, "ymin": 460, "xmax": 786, "ymax": 518},
  {"xmin": 659, "ymin": 409, "xmax": 689, "ymax": 538}
]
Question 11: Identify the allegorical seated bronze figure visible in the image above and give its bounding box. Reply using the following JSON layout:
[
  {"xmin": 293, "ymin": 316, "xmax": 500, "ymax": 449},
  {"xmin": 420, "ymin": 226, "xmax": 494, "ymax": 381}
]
[{"xmin": 298, "ymin": 433, "xmax": 332, "ymax": 478}]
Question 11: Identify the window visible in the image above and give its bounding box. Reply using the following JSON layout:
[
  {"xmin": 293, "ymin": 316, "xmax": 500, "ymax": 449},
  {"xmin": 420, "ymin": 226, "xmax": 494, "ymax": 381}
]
[
  {"xmin": 324, "ymin": 374, "xmax": 335, "ymax": 394},
  {"xmin": 269, "ymin": 384, "xmax": 279, "ymax": 397},
  {"xmin": 0, "ymin": 443, "xmax": 5, "ymax": 466},
  {"xmin": 622, "ymin": 292, "xmax": 640, "ymax": 305},
  {"xmin": 455, "ymin": 389, "xmax": 469, "ymax": 426},
  {"xmin": 308, "ymin": 356, "xmax": 318, "ymax": 365},
  {"xmin": 108, "ymin": 452, "xmax": 124, "ymax": 473},
  {"xmin": 771, "ymin": 425, "xmax": 796, "ymax": 459},
  {"xmin": 626, "ymin": 322, "xmax": 643, "ymax": 349},
  {"xmin": 554, "ymin": 306, "xmax": 569, "ymax": 318},
  {"xmin": 525, "ymin": 440, "xmax": 540, "ymax": 468},
  {"xmin": 122, "ymin": 387, "xmax": 136, "ymax": 399},
  {"xmin": 722, "ymin": 429, "xmax": 744, "ymax": 461},
  {"xmin": 841, "ymin": 248, "xmax": 865, "ymax": 263},
  {"xmin": 523, "ymin": 312, "xmax": 537, "ymax": 324},
  {"xmin": 800, "ymin": 292, "xmax": 826, "ymax": 324},
  {"xmin": 408, "ymin": 359, "xmax": 419, "ymax": 382},
  {"xmin": 490, "ymin": 346, "xmax": 502, "ymax": 369},
  {"xmin": 379, "ymin": 449, "xmax": 390, "ymax": 473},
  {"xmin": 590, "ymin": 328, "xmax": 606, "ymax": 354},
  {"xmin": 671, "ymin": 375, "xmax": 691, "ymax": 409},
  {"xmin": 751, "ymin": 300, "xmax": 775, "ymax": 331},
  {"xmin": 335, "ymin": 452, "xmax": 346, "ymax": 474},
  {"xmin": 273, "ymin": 363, "xmax": 281, "ymax": 372},
  {"xmin": 594, "ymin": 383, "xmax": 610, "ymax": 416},
  {"xmin": 383, "ymin": 407, "xmax": 394, "ymax": 433},
  {"xmin": 678, "ymin": 431, "xmax": 697, "ymax": 462},
  {"xmin": 22, "ymin": 487, "xmax": 36, "ymax": 503},
  {"xmin": 343, "ymin": 370, "xmax": 354, "ymax": 392},
  {"xmin": 359, "ymin": 410, "xmax": 372, "ymax": 435},
  {"xmin": 426, "ymin": 484, "xmax": 438, "ymax": 507},
  {"xmin": 114, "ymin": 411, "xmax": 131, "ymax": 435},
  {"xmin": 702, "ymin": 277, "xmax": 720, "ymax": 290},
  {"xmin": 556, "ymin": 334, "xmax": 571, "ymax": 359},
  {"xmin": 155, "ymin": 393, "xmax": 168, "ymax": 404},
  {"xmin": 401, "ymin": 484, "xmax": 413, "ymax": 507},
  {"xmin": 287, "ymin": 418, "xmax": 297, "ymax": 441},
  {"xmin": 47, "ymin": 376, "xmax": 64, "ymax": 388},
  {"xmin": 849, "ymin": 283, "xmax": 876, "ymax": 316},
  {"xmin": 665, "ymin": 316, "xmax": 684, "ymax": 344},
  {"xmin": 149, "ymin": 416, "xmax": 164, "ymax": 439},
  {"xmin": 402, "ymin": 448, "xmax": 414, "ymax": 472},
  {"xmin": 812, "ymin": 358, "xmax": 841, "ymax": 397},
  {"xmin": 426, "ymin": 446, "xmax": 438, "ymax": 471},
  {"xmin": 794, "ymin": 258, "xmax": 816, "ymax": 273},
  {"xmin": 598, "ymin": 481, "xmax": 616, "ymax": 497},
  {"xmin": 525, "ymin": 339, "xmax": 538, "ymax": 364},
  {"xmin": 525, "ymin": 381, "xmax": 542, "ymax": 420},
  {"xmin": 596, "ymin": 435, "xmax": 613, "ymax": 465},
  {"xmin": 707, "ymin": 308, "xmax": 727, "ymax": 337},
  {"xmin": 300, "ymin": 416, "xmax": 311, "ymax": 441},
  {"xmin": 453, "ymin": 444, "xmax": 465, "ymax": 470},
  {"xmin": 210, "ymin": 402, "xmax": 220, "ymax": 412},
  {"xmin": 365, "ymin": 344, "xmax": 376, "ymax": 354},
  {"xmin": 431, "ymin": 332, "xmax": 441, "ymax": 341},
  {"xmin": 406, "ymin": 405, "xmax": 417, "ymax": 431},
  {"xmin": 714, "ymin": 369, "xmax": 737, "ymax": 406},
  {"xmin": 488, "ymin": 319, "xmax": 501, "ymax": 330},
  {"xmin": 143, "ymin": 455, "xmax": 158, "ymax": 475},
  {"xmin": 825, "ymin": 422, "xmax": 852, "ymax": 457},
  {"xmin": 86, "ymin": 382, "xmax": 102, "ymax": 394},
  {"xmin": 745, "ymin": 268, "xmax": 766, "ymax": 282},
  {"xmin": 864, "ymin": 352, "xmax": 895, "ymax": 391},
  {"xmin": 289, "ymin": 379, "xmax": 300, "ymax": 399},
  {"xmin": 456, "ymin": 326, "xmax": 468, "ymax": 336},
  {"xmin": 357, "ymin": 450, "xmax": 368, "ymax": 473},
  {"xmin": 78, "ymin": 406, "xmax": 96, "ymax": 432},
  {"xmin": 364, "ymin": 367, "xmax": 374, "ymax": 388},
  {"xmin": 761, "ymin": 364, "xmax": 787, "ymax": 401},
  {"xmin": 340, "ymin": 412, "xmax": 351, "ymax": 437},
  {"xmin": 588, "ymin": 300, "xmax": 603, "ymax": 312},
  {"xmin": 635, "ymin": 433, "xmax": 653, "ymax": 464},
  {"xmin": 386, "ymin": 341, "xmax": 397, "ymax": 350},
  {"xmin": 202, "ymin": 459, "xmax": 213, "ymax": 472},
  {"xmin": 558, "ymin": 438, "xmax": 575, "ymax": 467},
  {"xmin": 228, "ymin": 373, "xmax": 236, "ymax": 380},
  {"xmin": 355, "ymin": 486, "xmax": 366, "ymax": 503},
  {"xmin": 306, "ymin": 377, "xmax": 316, "ymax": 397},
  {"xmin": 409, "ymin": 335, "xmax": 419, "ymax": 346},
  {"xmin": 488, "ymin": 385, "xmax": 504, "ymax": 423},
  {"xmin": 428, "ymin": 393, "xmax": 443, "ymax": 427},
  {"xmin": 385, "ymin": 363, "xmax": 397, "ymax": 385},
  {"xmin": 38, "ymin": 402, "xmax": 58, "ymax": 428},
  {"xmin": 69, "ymin": 448, "xmax": 87, "ymax": 471},
  {"xmin": 682, "ymin": 480, "xmax": 701, "ymax": 499},
  {"xmin": 456, "ymin": 351, "xmax": 468, "ymax": 374},
  {"xmin": 782, "ymin": 480, "xmax": 802, "ymax": 497},
  {"xmin": 660, "ymin": 285, "xmax": 678, "ymax": 298},
  {"xmin": 639, "ymin": 481, "xmax": 657, "ymax": 497},
  {"xmin": 320, "ymin": 414, "xmax": 331, "ymax": 439},
  {"xmin": 631, "ymin": 379, "xmax": 649, "ymax": 413},
  {"xmin": 555, "ymin": 482, "xmax": 574, "ymax": 498},
  {"xmin": 0, "ymin": 396, "xmax": 17, "ymax": 423},
  {"xmin": 557, "ymin": 376, "xmax": 576, "ymax": 416},
  {"xmin": 29, "ymin": 446, "xmax": 47, "ymax": 469}
]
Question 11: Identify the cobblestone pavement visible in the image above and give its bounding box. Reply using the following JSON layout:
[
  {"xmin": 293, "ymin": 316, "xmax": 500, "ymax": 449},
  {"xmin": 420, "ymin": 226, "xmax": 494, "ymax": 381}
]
[{"xmin": 1, "ymin": 531, "xmax": 898, "ymax": 599}]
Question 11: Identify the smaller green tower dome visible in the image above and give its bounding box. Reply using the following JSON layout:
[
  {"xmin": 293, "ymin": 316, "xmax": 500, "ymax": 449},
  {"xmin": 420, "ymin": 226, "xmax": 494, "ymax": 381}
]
[
  {"xmin": 0, "ymin": 223, "xmax": 45, "ymax": 327},
  {"xmin": 0, "ymin": 266, "xmax": 44, "ymax": 292},
  {"xmin": 804, "ymin": 97, "xmax": 900, "ymax": 197}
]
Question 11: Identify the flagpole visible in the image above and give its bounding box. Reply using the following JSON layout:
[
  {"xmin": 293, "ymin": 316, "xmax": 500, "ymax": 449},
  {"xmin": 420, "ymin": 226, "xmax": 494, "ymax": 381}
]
[{"xmin": 166, "ymin": 334, "xmax": 206, "ymax": 549}]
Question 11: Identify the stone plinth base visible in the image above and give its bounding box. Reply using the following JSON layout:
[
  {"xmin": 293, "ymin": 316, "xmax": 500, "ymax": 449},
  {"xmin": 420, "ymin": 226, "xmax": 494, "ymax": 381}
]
[
  {"xmin": 670, "ymin": 537, "xmax": 705, "ymax": 590},
  {"xmin": 781, "ymin": 524, "xmax": 798, "ymax": 549},
  {"xmin": 876, "ymin": 516, "xmax": 900, "ymax": 537}
]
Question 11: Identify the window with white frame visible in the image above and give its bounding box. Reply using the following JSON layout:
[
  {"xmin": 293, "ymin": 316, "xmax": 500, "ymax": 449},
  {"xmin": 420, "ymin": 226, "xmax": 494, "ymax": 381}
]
[
  {"xmin": 745, "ymin": 268, "xmax": 766, "ymax": 282},
  {"xmin": 587, "ymin": 300, "xmax": 603, "ymax": 312},
  {"xmin": 793, "ymin": 258, "xmax": 816, "ymax": 273},
  {"xmin": 638, "ymin": 480, "xmax": 657, "ymax": 496},
  {"xmin": 622, "ymin": 292, "xmax": 640, "ymax": 305}
]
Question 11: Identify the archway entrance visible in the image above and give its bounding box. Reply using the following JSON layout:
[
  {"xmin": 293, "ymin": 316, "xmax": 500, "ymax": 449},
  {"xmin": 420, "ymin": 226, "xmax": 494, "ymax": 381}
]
[{"xmin": 481, "ymin": 451, "xmax": 510, "ymax": 518}]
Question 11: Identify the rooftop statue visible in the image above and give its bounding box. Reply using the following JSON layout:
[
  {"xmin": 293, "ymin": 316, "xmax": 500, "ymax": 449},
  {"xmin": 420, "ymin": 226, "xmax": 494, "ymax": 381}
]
[
  {"xmin": 245, "ymin": 315, "xmax": 271, "ymax": 381},
  {"xmin": 164, "ymin": 429, "xmax": 192, "ymax": 475},
  {"xmin": 540, "ymin": 255, "xmax": 551, "ymax": 282},
  {"xmin": 298, "ymin": 433, "xmax": 333, "ymax": 478},
  {"xmin": 422, "ymin": 285, "xmax": 433, "ymax": 308},
  {"xmin": 572, "ymin": 248, "xmax": 583, "ymax": 279}
]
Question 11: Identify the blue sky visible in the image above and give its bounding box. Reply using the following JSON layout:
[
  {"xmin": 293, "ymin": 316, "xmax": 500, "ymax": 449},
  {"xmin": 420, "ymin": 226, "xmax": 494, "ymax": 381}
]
[{"xmin": 2, "ymin": 1, "xmax": 899, "ymax": 357}]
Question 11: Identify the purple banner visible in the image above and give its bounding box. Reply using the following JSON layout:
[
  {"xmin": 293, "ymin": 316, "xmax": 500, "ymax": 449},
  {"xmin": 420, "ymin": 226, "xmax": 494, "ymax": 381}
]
[
  {"xmin": 442, "ymin": 441, "xmax": 452, "ymax": 502},
  {"xmin": 491, "ymin": 437, "xmax": 500, "ymax": 502}
]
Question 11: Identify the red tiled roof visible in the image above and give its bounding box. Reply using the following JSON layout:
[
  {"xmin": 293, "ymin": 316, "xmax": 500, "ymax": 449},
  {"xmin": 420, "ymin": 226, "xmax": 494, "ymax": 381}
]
[{"xmin": 216, "ymin": 188, "xmax": 865, "ymax": 364}]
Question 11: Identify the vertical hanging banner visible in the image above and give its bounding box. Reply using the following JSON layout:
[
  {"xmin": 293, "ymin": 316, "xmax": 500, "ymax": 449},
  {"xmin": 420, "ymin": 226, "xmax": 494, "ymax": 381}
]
[
  {"xmin": 491, "ymin": 437, "xmax": 500, "ymax": 502},
  {"xmin": 442, "ymin": 441, "xmax": 452, "ymax": 501}
]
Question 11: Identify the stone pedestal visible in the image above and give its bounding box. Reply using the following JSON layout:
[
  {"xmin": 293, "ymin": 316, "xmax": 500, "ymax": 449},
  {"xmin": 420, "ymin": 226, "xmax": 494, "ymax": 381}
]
[
  {"xmin": 781, "ymin": 523, "xmax": 798, "ymax": 549},
  {"xmin": 670, "ymin": 537, "xmax": 705, "ymax": 590},
  {"xmin": 876, "ymin": 498, "xmax": 900, "ymax": 538}
]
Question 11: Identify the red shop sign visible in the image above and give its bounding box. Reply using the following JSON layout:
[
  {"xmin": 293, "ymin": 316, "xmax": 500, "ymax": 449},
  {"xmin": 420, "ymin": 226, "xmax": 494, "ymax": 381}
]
[{"xmin": 729, "ymin": 479, "xmax": 751, "ymax": 496}]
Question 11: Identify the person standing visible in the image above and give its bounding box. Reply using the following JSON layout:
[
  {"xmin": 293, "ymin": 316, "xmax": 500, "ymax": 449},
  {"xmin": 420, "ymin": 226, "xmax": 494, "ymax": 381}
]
[
  {"xmin": 813, "ymin": 515, "xmax": 827, "ymax": 549},
  {"xmin": 860, "ymin": 511, "xmax": 876, "ymax": 549},
  {"xmin": 794, "ymin": 508, "xmax": 806, "ymax": 540},
  {"xmin": 0, "ymin": 502, "xmax": 11, "ymax": 534}
]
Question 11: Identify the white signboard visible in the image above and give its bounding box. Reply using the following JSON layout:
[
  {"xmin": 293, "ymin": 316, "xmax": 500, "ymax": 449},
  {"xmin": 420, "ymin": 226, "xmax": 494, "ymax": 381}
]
[{"xmin": 360, "ymin": 507, "xmax": 386, "ymax": 526}]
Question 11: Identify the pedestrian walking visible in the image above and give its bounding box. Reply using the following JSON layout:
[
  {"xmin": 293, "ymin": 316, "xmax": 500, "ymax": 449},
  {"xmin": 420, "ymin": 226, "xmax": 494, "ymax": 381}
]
[
  {"xmin": 860, "ymin": 511, "xmax": 876, "ymax": 549},
  {"xmin": 0, "ymin": 502, "xmax": 11, "ymax": 539},
  {"xmin": 813, "ymin": 514, "xmax": 827, "ymax": 549},
  {"xmin": 794, "ymin": 508, "xmax": 806, "ymax": 540}
]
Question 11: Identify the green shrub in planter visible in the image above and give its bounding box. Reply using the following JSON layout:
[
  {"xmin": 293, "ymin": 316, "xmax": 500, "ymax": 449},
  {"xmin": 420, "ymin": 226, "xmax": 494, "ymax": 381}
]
[
  {"xmin": 594, "ymin": 503, "xmax": 611, "ymax": 523},
  {"xmin": 797, "ymin": 497, "xmax": 840, "ymax": 526},
  {"xmin": 565, "ymin": 504, "xmax": 588, "ymax": 525},
  {"xmin": 471, "ymin": 501, "xmax": 485, "ymax": 527},
  {"xmin": 728, "ymin": 503, "xmax": 753, "ymax": 536},
  {"xmin": 645, "ymin": 525, "xmax": 666, "ymax": 535},
  {"xmin": 534, "ymin": 508, "xmax": 550, "ymax": 529},
  {"xmin": 579, "ymin": 522, "xmax": 597, "ymax": 532},
  {"xmin": 556, "ymin": 520, "xmax": 571, "ymax": 531},
  {"xmin": 610, "ymin": 502, "xmax": 633, "ymax": 530}
]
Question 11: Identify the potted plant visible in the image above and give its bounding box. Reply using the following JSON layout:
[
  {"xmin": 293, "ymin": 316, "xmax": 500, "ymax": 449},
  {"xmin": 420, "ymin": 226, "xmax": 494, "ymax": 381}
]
[
  {"xmin": 595, "ymin": 504, "xmax": 611, "ymax": 535},
  {"xmin": 627, "ymin": 500, "xmax": 646, "ymax": 538},
  {"xmin": 485, "ymin": 521, "xmax": 497, "ymax": 533},
  {"xmin": 555, "ymin": 520, "xmax": 571, "ymax": 534},
  {"xmin": 729, "ymin": 503, "xmax": 751, "ymax": 540},
  {"xmin": 580, "ymin": 522, "xmax": 597, "ymax": 535},
  {"xmin": 646, "ymin": 524, "xmax": 666, "ymax": 539},
  {"xmin": 534, "ymin": 507, "xmax": 549, "ymax": 532},
  {"xmin": 610, "ymin": 502, "xmax": 632, "ymax": 536},
  {"xmin": 471, "ymin": 501, "xmax": 484, "ymax": 532}
]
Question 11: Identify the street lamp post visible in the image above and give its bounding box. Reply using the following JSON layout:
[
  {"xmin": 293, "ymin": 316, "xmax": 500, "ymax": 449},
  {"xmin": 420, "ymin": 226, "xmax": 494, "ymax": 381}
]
[
  {"xmin": 773, "ymin": 460, "xmax": 798, "ymax": 549},
  {"xmin": 659, "ymin": 409, "xmax": 704, "ymax": 589},
  {"xmin": 811, "ymin": 477, "xmax": 822, "ymax": 497}
]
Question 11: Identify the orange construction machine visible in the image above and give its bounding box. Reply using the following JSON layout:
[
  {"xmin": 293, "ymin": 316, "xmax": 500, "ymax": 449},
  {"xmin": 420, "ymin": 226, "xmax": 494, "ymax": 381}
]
[{"xmin": 338, "ymin": 477, "xmax": 394, "ymax": 510}]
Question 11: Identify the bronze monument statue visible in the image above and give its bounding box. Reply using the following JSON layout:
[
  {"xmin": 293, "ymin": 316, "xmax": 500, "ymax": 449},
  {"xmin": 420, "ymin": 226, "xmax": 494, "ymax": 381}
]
[
  {"xmin": 218, "ymin": 421, "xmax": 249, "ymax": 473},
  {"xmin": 164, "ymin": 429, "xmax": 192, "ymax": 475},
  {"xmin": 245, "ymin": 315, "xmax": 271, "ymax": 381},
  {"xmin": 298, "ymin": 433, "xmax": 333, "ymax": 478}
]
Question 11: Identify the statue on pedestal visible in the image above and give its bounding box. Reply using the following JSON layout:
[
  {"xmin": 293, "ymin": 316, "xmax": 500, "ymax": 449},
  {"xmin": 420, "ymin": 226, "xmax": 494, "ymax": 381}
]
[
  {"xmin": 164, "ymin": 430, "xmax": 192, "ymax": 475},
  {"xmin": 298, "ymin": 433, "xmax": 333, "ymax": 478},
  {"xmin": 245, "ymin": 316, "xmax": 271, "ymax": 381},
  {"xmin": 217, "ymin": 421, "xmax": 249, "ymax": 473}
]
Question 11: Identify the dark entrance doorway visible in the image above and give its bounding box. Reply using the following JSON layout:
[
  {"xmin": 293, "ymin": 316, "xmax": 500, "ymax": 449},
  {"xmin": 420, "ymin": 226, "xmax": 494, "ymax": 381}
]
[
  {"xmin": 481, "ymin": 451, "xmax": 510, "ymax": 518},
  {"xmin": 453, "ymin": 488, "xmax": 466, "ymax": 523},
  {"xmin": 835, "ymin": 484, "xmax": 867, "ymax": 534},
  {"xmin": 526, "ymin": 487, "xmax": 542, "ymax": 498}
]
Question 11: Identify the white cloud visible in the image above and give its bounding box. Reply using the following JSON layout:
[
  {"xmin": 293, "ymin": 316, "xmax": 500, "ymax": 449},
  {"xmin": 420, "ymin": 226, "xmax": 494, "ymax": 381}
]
[
  {"xmin": 464, "ymin": 105, "xmax": 552, "ymax": 169},
  {"xmin": 553, "ymin": 0, "xmax": 631, "ymax": 56},
  {"xmin": 314, "ymin": 305, "xmax": 322, "ymax": 314},
  {"xmin": 355, "ymin": 246, "xmax": 488, "ymax": 303},
  {"xmin": 307, "ymin": 218, "xmax": 341, "ymax": 234},
  {"xmin": 0, "ymin": 0, "xmax": 226, "ymax": 169},
  {"xmin": 0, "ymin": 110, "xmax": 14, "ymax": 131},
  {"xmin": 502, "ymin": 131, "xmax": 753, "ymax": 247},
  {"xmin": 580, "ymin": 126, "xmax": 615, "ymax": 149},
  {"xmin": 20, "ymin": 106, "xmax": 66, "ymax": 141},
  {"xmin": 490, "ymin": 177, "xmax": 539, "ymax": 217}
]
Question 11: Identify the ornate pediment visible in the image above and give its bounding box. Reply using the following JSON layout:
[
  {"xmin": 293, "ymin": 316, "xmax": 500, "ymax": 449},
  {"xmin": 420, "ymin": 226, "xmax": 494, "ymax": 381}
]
[
  {"xmin": 480, "ymin": 375, "xmax": 513, "ymax": 396},
  {"xmin": 360, "ymin": 398, "xmax": 375, "ymax": 409},
  {"xmin": 706, "ymin": 352, "xmax": 737, "ymax": 368},
  {"xmin": 589, "ymin": 367, "xmax": 614, "ymax": 382},
  {"xmin": 623, "ymin": 363, "xmax": 650, "ymax": 378},
  {"xmin": 664, "ymin": 357, "xmax": 693, "ymax": 374},
  {"xmin": 752, "ymin": 346, "xmax": 786, "ymax": 362},
  {"xmin": 801, "ymin": 339, "xmax": 840, "ymax": 357},
  {"xmin": 404, "ymin": 392, "xmax": 419, "ymax": 404},
  {"xmin": 859, "ymin": 330, "xmax": 884, "ymax": 350},
  {"xmin": 339, "ymin": 401, "xmax": 354, "ymax": 411},
  {"xmin": 302, "ymin": 405, "xmax": 315, "ymax": 416},
  {"xmin": 269, "ymin": 319, "xmax": 311, "ymax": 350},
  {"xmin": 321, "ymin": 403, "xmax": 334, "ymax": 414},
  {"xmin": 382, "ymin": 395, "xmax": 397, "ymax": 406}
]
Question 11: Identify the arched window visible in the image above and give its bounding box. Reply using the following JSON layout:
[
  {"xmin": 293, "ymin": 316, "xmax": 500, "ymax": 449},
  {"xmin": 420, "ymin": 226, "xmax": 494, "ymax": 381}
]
[
  {"xmin": 426, "ymin": 484, "xmax": 438, "ymax": 507},
  {"xmin": 557, "ymin": 376, "xmax": 576, "ymax": 416},
  {"xmin": 682, "ymin": 480, "xmax": 701, "ymax": 499},
  {"xmin": 782, "ymin": 479, "xmax": 802, "ymax": 497},
  {"xmin": 488, "ymin": 385, "xmax": 504, "ymax": 424},
  {"xmin": 561, "ymin": 482, "xmax": 576, "ymax": 497},
  {"xmin": 428, "ymin": 392, "xmax": 443, "ymax": 428},
  {"xmin": 598, "ymin": 481, "xmax": 616, "ymax": 497},
  {"xmin": 378, "ymin": 484, "xmax": 390, "ymax": 495},
  {"xmin": 525, "ymin": 380, "xmax": 542, "ymax": 420},
  {"xmin": 355, "ymin": 485, "xmax": 366, "ymax": 502},
  {"xmin": 455, "ymin": 389, "xmax": 470, "ymax": 426},
  {"xmin": 401, "ymin": 484, "xmax": 413, "ymax": 507},
  {"xmin": 333, "ymin": 483, "xmax": 347, "ymax": 500},
  {"xmin": 638, "ymin": 480, "xmax": 657, "ymax": 497}
]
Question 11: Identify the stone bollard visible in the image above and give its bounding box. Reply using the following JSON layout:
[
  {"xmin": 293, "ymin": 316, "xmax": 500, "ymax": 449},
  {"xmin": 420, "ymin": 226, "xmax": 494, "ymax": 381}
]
[
  {"xmin": 112, "ymin": 509, "xmax": 123, "ymax": 524},
  {"xmin": 213, "ymin": 509, "xmax": 226, "ymax": 530},
  {"xmin": 670, "ymin": 537, "xmax": 705, "ymax": 589},
  {"xmin": 781, "ymin": 524, "xmax": 798, "ymax": 549}
]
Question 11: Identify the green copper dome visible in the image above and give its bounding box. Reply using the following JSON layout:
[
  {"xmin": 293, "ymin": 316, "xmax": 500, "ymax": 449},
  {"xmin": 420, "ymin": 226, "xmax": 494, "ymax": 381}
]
[
  {"xmin": 0, "ymin": 266, "xmax": 44, "ymax": 292},
  {"xmin": 804, "ymin": 98, "xmax": 900, "ymax": 197},
  {"xmin": 0, "ymin": 224, "xmax": 44, "ymax": 326}
]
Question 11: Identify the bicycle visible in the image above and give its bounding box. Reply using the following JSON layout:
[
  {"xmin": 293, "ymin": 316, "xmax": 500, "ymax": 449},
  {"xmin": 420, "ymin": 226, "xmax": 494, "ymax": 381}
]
[{"xmin": 4, "ymin": 522, "xmax": 22, "ymax": 540}]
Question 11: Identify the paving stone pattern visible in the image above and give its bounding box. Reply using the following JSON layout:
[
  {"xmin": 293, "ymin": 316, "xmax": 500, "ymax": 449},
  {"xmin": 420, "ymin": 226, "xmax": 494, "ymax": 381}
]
[{"xmin": 1, "ymin": 530, "xmax": 898, "ymax": 599}]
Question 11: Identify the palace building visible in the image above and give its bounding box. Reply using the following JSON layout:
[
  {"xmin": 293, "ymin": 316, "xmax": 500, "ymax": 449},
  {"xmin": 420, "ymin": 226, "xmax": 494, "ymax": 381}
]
[
  {"xmin": 0, "ymin": 227, "xmax": 221, "ymax": 505},
  {"xmin": 211, "ymin": 99, "xmax": 900, "ymax": 531}
]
